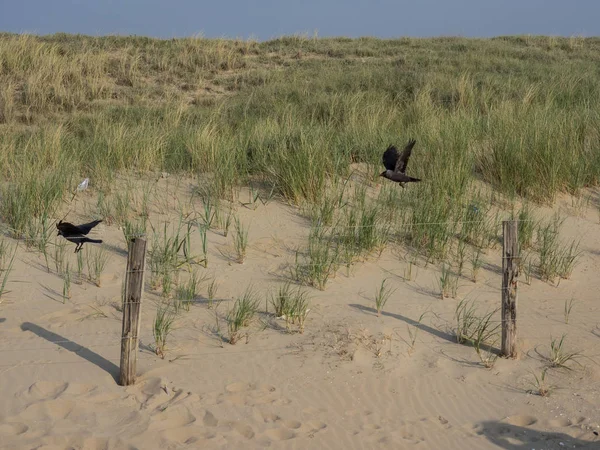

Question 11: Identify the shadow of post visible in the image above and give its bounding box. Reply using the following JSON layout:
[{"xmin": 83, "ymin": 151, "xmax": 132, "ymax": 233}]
[
  {"xmin": 20, "ymin": 322, "xmax": 120, "ymax": 383},
  {"xmin": 349, "ymin": 303, "xmax": 456, "ymax": 343},
  {"xmin": 476, "ymin": 421, "xmax": 598, "ymax": 449}
]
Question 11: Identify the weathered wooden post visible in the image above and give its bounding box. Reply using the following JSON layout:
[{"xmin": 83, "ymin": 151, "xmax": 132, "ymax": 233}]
[
  {"xmin": 501, "ymin": 220, "xmax": 518, "ymax": 358},
  {"xmin": 119, "ymin": 237, "xmax": 146, "ymax": 386}
]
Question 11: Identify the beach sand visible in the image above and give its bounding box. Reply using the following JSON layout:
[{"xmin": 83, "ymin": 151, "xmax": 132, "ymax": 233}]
[{"xmin": 1, "ymin": 178, "xmax": 599, "ymax": 449}]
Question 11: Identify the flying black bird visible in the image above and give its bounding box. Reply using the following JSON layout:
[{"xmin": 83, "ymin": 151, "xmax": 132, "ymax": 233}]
[
  {"xmin": 380, "ymin": 139, "xmax": 421, "ymax": 187},
  {"xmin": 56, "ymin": 219, "xmax": 103, "ymax": 253}
]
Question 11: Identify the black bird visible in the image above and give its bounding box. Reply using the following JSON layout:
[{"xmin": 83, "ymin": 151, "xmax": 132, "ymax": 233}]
[
  {"xmin": 380, "ymin": 138, "xmax": 421, "ymax": 187},
  {"xmin": 56, "ymin": 219, "xmax": 103, "ymax": 253}
]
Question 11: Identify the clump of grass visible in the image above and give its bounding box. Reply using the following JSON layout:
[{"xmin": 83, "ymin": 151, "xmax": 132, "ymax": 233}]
[
  {"xmin": 96, "ymin": 192, "xmax": 114, "ymax": 225},
  {"xmin": 270, "ymin": 282, "xmax": 310, "ymax": 332},
  {"xmin": 529, "ymin": 368, "xmax": 554, "ymax": 397},
  {"xmin": 546, "ymin": 334, "xmax": 583, "ymax": 369},
  {"xmin": 175, "ymin": 270, "xmax": 203, "ymax": 312},
  {"xmin": 112, "ymin": 190, "xmax": 131, "ymax": 226},
  {"xmin": 291, "ymin": 224, "xmax": 339, "ymax": 290},
  {"xmin": 0, "ymin": 170, "xmax": 67, "ymax": 240},
  {"xmin": 335, "ymin": 199, "xmax": 386, "ymax": 261},
  {"xmin": 455, "ymin": 298, "xmax": 480, "ymax": 344},
  {"xmin": 288, "ymin": 290, "xmax": 310, "ymax": 333},
  {"xmin": 207, "ymin": 277, "xmax": 219, "ymax": 309},
  {"xmin": 472, "ymin": 313, "xmax": 500, "ymax": 368},
  {"xmin": 200, "ymin": 197, "xmax": 216, "ymax": 229},
  {"xmin": 76, "ymin": 250, "xmax": 85, "ymax": 283},
  {"xmin": 460, "ymin": 199, "xmax": 490, "ymax": 248},
  {"xmin": 564, "ymin": 298, "xmax": 575, "ymax": 324},
  {"xmin": 308, "ymin": 191, "xmax": 337, "ymax": 227},
  {"xmin": 557, "ymin": 240, "xmax": 581, "ymax": 280},
  {"xmin": 455, "ymin": 240, "xmax": 467, "ymax": 276},
  {"xmin": 438, "ymin": 263, "xmax": 459, "ymax": 298},
  {"xmin": 233, "ymin": 217, "xmax": 249, "ymax": 263},
  {"xmin": 242, "ymin": 185, "xmax": 261, "ymax": 210},
  {"xmin": 536, "ymin": 219, "xmax": 562, "ymax": 283},
  {"xmin": 86, "ymin": 246, "xmax": 110, "ymax": 287},
  {"xmin": 521, "ymin": 252, "xmax": 533, "ymax": 285},
  {"xmin": 161, "ymin": 269, "xmax": 177, "ymax": 299},
  {"xmin": 227, "ymin": 286, "xmax": 260, "ymax": 344},
  {"xmin": 148, "ymin": 221, "xmax": 188, "ymax": 291},
  {"xmin": 29, "ymin": 212, "xmax": 54, "ymax": 272},
  {"xmin": 62, "ymin": 263, "xmax": 71, "ymax": 302},
  {"xmin": 404, "ymin": 252, "xmax": 418, "ymax": 281},
  {"xmin": 401, "ymin": 311, "xmax": 429, "ymax": 356},
  {"xmin": 215, "ymin": 203, "xmax": 234, "ymax": 237},
  {"xmin": 470, "ymin": 246, "xmax": 483, "ymax": 282},
  {"xmin": 270, "ymin": 282, "xmax": 294, "ymax": 318},
  {"xmin": 153, "ymin": 302, "xmax": 177, "ymax": 359},
  {"xmin": 122, "ymin": 217, "xmax": 147, "ymax": 252},
  {"xmin": 0, "ymin": 240, "xmax": 17, "ymax": 303},
  {"xmin": 537, "ymin": 216, "xmax": 581, "ymax": 284},
  {"xmin": 53, "ymin": 239, "xmax": 67, "ymax": 275},
  {"xmin": 515, "ymin": 203, "xmax": 537, "ymax": 250},
  {"xmin": 198, "ymin": 225, "xmax": 208, "ymax": 267},
  {"xmin": 455, "ymin": 299, "xmax": 500, "ymax": 367},
  {"xmin": 373, "ymin": 278, "xmax": 396, "ymax": 317}
]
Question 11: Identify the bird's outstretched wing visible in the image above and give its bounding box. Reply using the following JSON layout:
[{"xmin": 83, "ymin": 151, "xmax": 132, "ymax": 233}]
[
  {"xmin": 75, "ymin": 219, "xmax": 103, "ymax": 235},
  {"xmin": 382, "ymin": 145, "xmax": 399, "ymax": 171},
  {"xmin": 395, "ymin": 139, "xmax": 416, "ymax": 173}
]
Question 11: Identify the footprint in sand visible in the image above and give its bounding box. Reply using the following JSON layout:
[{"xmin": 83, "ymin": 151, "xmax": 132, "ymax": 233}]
[
  {"xmin": 225, "ymin": 382, "xmax": 252, "ymax": 393},
  {"xmin": 148, "ymin": 404, "xmax": 196, "ymax": 431},
  {"xmin": 221, "ymin": 382, "xmax": 285, "ymax": 407},
  {"xmin": 233, "ymin": 422, "xmax": 255, "ymax": 439},
  {"xmin": 64, "ymin": 383, "xmax": 97, "ymax": 396},
  {"xmin": 162, "ymin": 427, "xmax": 221, "ymax": 446},
  {"xmin": 259, "ymin": 411, "xmax": 281, "ymax": 423},
  {"xmin": 548, "ymin": 417, "xmax": 573, "ymax": 427},
  {"xmin": 397, "ymin": 429, "xmax": 424, "ymax": 445},
  {"xmin": 305, "ymin": 421, "xmax": 327, "ymax": 437},
  {"xmin": 21, "ymin": 399, "xmax": 75, "ymax": 421},
  {"xmin": 0, "ymin": 422, "xmax": 28, "ymax": 436},
  {"xmin": 22, "ymin": 381, "xmax": 69, "ymax": 400},
  {"xmin": 302, "ymin": 406, "xmax": 327, "ymax": 416},
  {"xmin": 264, "ymin": 427, "xmax": 296, "ymax": 441},
  {"xmin": 504, "ymin": 415, "xmax": 538, "ymax": 427},
  {"xmin": 203, "ymin": 410, "xmax": 219, "ymax": 427},
  {"xmin": 282, "ymin": 420, "xmax": 302, "ymax": 430}
]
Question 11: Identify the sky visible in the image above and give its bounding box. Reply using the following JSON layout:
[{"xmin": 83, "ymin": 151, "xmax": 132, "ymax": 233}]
[{"xmin": 0, "ymin": 0, "xmax": 598, "ymax": 41}]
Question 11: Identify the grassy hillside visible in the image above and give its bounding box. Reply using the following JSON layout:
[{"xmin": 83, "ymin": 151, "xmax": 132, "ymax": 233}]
[{"xmin": 0, "ymin": 33, "xmax": 598, "ymax": 265}]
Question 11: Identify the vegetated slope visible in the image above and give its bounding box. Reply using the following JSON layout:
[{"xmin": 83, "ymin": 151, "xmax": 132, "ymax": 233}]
[{"xmin": 0, "ymin": 33, "xmax": 599, "ymax": 236}]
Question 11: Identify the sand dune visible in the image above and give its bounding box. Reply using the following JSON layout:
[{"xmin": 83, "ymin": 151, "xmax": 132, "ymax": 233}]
[{"xmin": 1, "ymin": 183, "xmax": 600, "ymax": 449}]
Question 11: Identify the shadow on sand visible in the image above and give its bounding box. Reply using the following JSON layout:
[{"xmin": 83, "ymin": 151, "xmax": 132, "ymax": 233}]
[
  {"xmin": 476, "ymin": 421, "xmax": 598, "ymax": 449},
  {"xmin": 349, "ymin": 303, "xmax": 456, "ymax": 343},
  {"xmin": 20, "ymin": 322, "xmax": 120, "ymax": 382}
]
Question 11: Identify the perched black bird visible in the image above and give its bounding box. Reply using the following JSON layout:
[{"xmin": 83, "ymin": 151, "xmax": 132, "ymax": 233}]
[
  {"xmin": 380, "ymin": 139, "xmax": 421, "ymax": 187},
  {"xmin": 56, "ymin": 219, "xmax": 103, "ymax": 253}
]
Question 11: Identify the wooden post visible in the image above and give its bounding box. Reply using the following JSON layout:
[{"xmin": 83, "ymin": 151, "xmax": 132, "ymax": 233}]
[
  {"xmin": 501, "ymin": 220, "xmax": 518, "ymax": 358},
  {"xmin": 119, "ymin": 237, "xmax": 146, "ymax": 386}
]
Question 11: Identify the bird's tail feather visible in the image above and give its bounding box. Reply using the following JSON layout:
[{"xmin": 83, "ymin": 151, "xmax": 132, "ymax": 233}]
[{"xmin": 88, "ymin": 239, "xmax": 103, "ymax": 244}]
